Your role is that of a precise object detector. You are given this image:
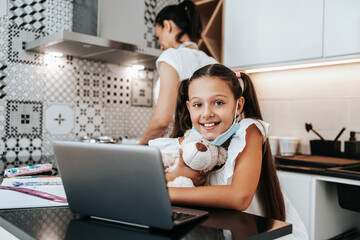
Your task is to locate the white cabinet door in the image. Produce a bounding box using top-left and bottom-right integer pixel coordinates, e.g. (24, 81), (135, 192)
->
(277, 170), (313, 238)
(323, 0), (360, 57)
(223, 0), (323, 69)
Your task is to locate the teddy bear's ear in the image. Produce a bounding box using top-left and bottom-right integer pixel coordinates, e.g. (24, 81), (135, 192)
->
(195, 142), (208, 152)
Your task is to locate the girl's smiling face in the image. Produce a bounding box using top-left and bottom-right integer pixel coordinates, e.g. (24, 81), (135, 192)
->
(186, 76), (243, 141)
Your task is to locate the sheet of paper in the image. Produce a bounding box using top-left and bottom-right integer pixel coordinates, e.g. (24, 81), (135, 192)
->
(0, 226), (19, 240)
(0, 176), (68, 209)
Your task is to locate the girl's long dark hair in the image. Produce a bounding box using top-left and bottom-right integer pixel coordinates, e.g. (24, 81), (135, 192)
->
(155, 0), (202, 43)
(170, 64), (286, 221)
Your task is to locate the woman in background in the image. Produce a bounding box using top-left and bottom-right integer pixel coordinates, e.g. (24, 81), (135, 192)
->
(139, 0), (217, 145)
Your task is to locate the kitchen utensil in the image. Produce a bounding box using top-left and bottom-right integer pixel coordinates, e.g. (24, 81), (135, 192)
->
(305, 123), (325, 141)
(334, 127), (346, 141)
(310, 140), (341, 157)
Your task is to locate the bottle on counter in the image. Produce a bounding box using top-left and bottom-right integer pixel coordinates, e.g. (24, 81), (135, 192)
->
(344, 131), (360, 155)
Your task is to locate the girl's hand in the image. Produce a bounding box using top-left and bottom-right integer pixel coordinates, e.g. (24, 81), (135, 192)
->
(173, 149), (208, 187)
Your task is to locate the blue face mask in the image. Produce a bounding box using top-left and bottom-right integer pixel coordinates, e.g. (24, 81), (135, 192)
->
(191, 103), (240, 146)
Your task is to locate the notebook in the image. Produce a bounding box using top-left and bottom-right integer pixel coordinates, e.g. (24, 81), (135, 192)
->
(52, 141), (208, 230)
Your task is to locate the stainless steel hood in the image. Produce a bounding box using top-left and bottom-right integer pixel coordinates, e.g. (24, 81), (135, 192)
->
(24, 31), (161, 68)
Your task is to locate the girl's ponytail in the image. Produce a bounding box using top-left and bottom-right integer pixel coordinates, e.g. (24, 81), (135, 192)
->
(240, 72), (286, 221)
(170, 80), (191, 138)
(238, 73), (262, 120)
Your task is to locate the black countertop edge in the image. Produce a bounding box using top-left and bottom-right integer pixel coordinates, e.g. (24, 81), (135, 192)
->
(276, 165), (360, 181)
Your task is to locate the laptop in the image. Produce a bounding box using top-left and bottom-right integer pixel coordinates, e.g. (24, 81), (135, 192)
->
(52, 141), (208, 230)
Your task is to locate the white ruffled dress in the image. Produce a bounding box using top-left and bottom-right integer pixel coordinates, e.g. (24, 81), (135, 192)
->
(149, 118), (308, 239)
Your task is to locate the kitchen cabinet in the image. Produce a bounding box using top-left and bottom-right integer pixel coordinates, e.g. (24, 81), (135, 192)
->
(224, 0), (360, 70)
(223, 0), (323, 69)
(277, 171), (313, 237)
(323, 0), (360, 57)
(278, 170), (360, 240)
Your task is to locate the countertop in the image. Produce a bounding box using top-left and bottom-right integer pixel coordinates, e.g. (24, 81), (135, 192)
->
(0, 156), (292, 239)
(0, 207), (292, 240)
(276, 155), (360, 181)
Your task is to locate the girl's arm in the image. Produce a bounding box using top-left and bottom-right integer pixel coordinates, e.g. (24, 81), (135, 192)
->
(139, 62), (179, 145)
(168, 124), (263, 211)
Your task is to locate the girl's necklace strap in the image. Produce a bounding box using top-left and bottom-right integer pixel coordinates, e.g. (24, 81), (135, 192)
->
(178, 41), (198, 49)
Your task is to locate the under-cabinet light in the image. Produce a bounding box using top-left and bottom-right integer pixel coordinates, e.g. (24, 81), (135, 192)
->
(47, 52), (63, 57)
(243, 58), (360, 73)
(132, 65), (145, 70)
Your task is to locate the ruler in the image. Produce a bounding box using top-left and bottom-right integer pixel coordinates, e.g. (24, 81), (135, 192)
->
(0, 186), (67, 203)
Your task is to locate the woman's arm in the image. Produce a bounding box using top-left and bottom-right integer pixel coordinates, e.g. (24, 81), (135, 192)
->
(139, 62), (179, 145)
(168, 124), (263, 211)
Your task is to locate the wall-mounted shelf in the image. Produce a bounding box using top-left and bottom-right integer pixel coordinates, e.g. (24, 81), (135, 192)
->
(194, 0), (223, 63)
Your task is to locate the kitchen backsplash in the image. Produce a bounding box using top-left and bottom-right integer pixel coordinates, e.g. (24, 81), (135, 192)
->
(0, 0), (177, 168)
(251, 62), (360, 154)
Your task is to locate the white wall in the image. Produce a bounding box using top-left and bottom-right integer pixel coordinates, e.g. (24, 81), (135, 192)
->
(249, 62), (360, 154)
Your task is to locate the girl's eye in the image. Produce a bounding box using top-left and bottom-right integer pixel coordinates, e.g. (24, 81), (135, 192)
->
(193, 103), (202, 108)
(214, 101), (224, 106)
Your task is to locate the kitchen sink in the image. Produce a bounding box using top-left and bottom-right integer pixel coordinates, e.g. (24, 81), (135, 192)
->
(327, 164), (360, 178)
(326, 164), (360, 213)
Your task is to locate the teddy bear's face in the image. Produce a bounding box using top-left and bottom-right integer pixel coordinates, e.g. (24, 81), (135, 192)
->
(182, 141), (212, 171)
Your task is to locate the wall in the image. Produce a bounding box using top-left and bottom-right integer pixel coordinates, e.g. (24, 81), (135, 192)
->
(249, 62), (360, 154)
(0, 0), (180, 169)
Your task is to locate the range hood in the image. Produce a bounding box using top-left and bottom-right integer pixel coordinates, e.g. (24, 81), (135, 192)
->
(24, 30), (161, 69)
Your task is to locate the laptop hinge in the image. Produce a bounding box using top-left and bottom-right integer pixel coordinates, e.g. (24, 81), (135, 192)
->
(90, 216), (150, 229)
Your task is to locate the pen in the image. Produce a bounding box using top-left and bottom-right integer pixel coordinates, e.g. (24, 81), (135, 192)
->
(12, 181), (62, 187)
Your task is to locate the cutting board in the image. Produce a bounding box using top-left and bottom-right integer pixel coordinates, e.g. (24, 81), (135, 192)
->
(275, 155), (360, 168)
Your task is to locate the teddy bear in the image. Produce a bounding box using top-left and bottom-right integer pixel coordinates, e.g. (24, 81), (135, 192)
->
(149, 130), (228, 188)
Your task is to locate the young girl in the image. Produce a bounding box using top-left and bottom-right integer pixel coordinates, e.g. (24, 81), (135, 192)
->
(138, 0), (217, 145)
(157, 64), (308, 239)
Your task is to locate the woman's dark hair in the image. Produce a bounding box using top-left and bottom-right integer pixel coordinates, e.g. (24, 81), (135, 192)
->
(155, 0), (202, 43)
(170, 64), (286, 221)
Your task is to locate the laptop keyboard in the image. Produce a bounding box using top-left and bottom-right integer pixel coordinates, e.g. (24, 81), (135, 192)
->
(172, 211), (196, 221)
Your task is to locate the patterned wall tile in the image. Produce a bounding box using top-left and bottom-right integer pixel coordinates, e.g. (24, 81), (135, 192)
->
(45, 103), (75, 135)
(104, 105), (125, 138)
(8, 25), (45, 65)
(42, 57), (77, 103)
(0, 61), (6, 99)
(44, 0), (72, 34)
(0, 137), (4, 157)
(0, 100), (5, 135)
(131, 72), (153, 107)
(5, 100), (43, 138)
(3, 137), (42, 167)
(144, 0), (180, 48)
(125, 106), (154, 138)
(0, 0), (162, 161)
(0, 1), (7, 18)
(42, 102), (76, 156)
(74, 100), (104, 138)
(9, 0), (46, 32)
(0, 16), (9, 61)
(104, 74), (131, 105)
(6, 62), (45, 100)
